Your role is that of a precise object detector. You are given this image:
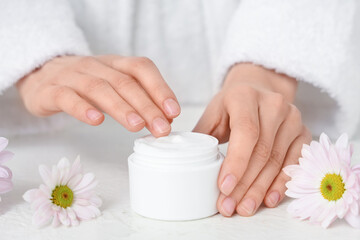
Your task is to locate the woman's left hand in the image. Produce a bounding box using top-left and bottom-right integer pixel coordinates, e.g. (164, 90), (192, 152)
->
(193, 63), (312, 217)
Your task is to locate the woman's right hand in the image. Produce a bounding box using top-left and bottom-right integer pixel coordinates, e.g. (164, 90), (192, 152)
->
(16, 55), (181, 137)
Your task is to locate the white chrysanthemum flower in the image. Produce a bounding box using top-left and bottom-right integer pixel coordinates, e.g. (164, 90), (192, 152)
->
(23, 156), (102, 227)
(284, 133), (360, 229)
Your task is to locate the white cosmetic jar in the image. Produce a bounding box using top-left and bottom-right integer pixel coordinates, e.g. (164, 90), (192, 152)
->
(128, 132), (224, 221)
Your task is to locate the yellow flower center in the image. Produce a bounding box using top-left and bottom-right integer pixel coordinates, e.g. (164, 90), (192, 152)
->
(320, 173), (346, 201)
(51, 185), (74, 208)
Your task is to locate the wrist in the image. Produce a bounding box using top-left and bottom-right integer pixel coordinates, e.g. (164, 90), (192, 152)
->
(223, 63), (298, 102)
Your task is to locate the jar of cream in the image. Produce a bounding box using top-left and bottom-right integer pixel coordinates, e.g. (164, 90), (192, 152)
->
(128, 132), (224, 221)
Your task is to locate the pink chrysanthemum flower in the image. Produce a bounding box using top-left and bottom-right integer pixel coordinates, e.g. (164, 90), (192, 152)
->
(23, 156), (102, 227)
(284, 133), (360, 229)
(0, 137), (14, 201)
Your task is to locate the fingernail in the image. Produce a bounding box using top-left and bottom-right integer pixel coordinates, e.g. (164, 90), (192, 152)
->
(86, 109), (102, 121)
(163, 98), (180, 117)
(152, 117), (171, 134)
(127, 112), (144, 126)
(239, 199), (256, 216)
(222, 197), (236, 217)
(267, 191), (280, 206)
(220, 174), (237, 196)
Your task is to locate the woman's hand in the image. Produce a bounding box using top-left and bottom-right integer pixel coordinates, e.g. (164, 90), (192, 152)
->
(194, 63), (312, 217)
(16, 55), (180, 137)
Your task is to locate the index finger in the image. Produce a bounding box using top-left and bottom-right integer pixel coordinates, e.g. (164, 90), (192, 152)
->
(97, 55), (181, 119)
(219, 91), (259, 196)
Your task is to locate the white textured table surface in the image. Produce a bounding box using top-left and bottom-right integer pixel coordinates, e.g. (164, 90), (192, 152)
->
(1, 106), (360, 240)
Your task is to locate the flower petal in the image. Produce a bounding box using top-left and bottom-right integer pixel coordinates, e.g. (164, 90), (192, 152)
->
(328, 146), (342, 171)
(31, 195), (50, 211)
(310, 141), (332, 173)
(343, 191), (354, 205)
(89, 195), (102, 207)
(57, 157), (70, 170)
(74, 194), (102, 208)
(59, 208), (71, 226)
(283, 165), (302, 177)
(23, 189), (40, 203)
(0, 137), (8, 152)
(353, 164), (360, 175)
(0, 165), (12, 179)
(289, 174), (319, 189)
(344, 211), (360, 229)
(0, 151), (14, 164)
(51, 213), (61, 228)
(298, 157), (322, 177)
(335, 133), (348, 150)
(66, 207), (77, 220)
(350, 201), (359, 215)
(348, 188), (360, 200)
(0, 178), (13, 194)
(70, 156), (82, 177)
(335, 198), (348, 218)
(39, 165), (54, 189)
(285, 181), (319, 195)
(345, 172), (356, 189)
(32, 202), (53, 228)
(73, 173), (97, 193)
(287, 193), (322, 219)
(72, 204), (100, 220)
(51, 165), (60, 186)
(315, 200), (333, 224)
(39, 184), (52, 196)
(74, 198), (90, 206)
(321, 211), (337, 228)
(57, 158), (71, 185)
(319, 133), (331, 151)
(67, 174), (83, 189)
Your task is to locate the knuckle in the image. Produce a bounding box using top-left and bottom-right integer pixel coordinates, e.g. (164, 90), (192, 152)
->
(236, 117), (259, 141)
(253, 140), (272, 163)
(288, 104), (302, 123)
(113, 76), (137, 91)
(132, 57), (154, 69)
(137, 56), (154, 65)
(70, 101), (84, 114)
(36, 105), (50, 116)
(269, 93), (286, 111)
(54, 87), (68, 103)
(227, 85), (255, 101)
(237, 84), (256, 95)
(249, 183), (266, 197)
(268, 149), (284, 169)
(223, 90), (235, 105)
(110, 100), (128, 114)
(140, 103), (159, 117)
(78, 56), (96, 69)
(85, 78), (108, 93)
(235, 181), (249, 196)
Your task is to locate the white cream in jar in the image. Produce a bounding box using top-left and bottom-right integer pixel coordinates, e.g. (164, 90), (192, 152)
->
(128, 132), (224, 221)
